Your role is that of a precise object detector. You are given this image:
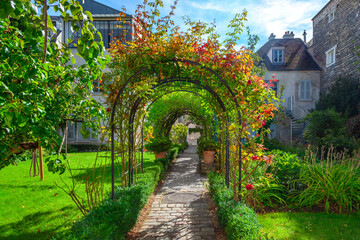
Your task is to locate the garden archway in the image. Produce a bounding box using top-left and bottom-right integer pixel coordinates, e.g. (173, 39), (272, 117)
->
(110, 59), (242, 200)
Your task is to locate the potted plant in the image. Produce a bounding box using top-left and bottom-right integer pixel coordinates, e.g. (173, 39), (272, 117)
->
(198, 139), (218, 164)
(144, 137), (172, 159)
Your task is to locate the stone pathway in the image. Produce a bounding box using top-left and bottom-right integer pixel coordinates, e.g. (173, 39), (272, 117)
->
(137, 146), (216, 240)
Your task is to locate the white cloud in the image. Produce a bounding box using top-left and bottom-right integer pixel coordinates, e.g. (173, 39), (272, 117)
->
(246, 0), (327, 41)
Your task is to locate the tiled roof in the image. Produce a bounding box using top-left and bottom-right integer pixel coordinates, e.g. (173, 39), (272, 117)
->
(79, 0), (132, 18)
(257, 38), (321, 71)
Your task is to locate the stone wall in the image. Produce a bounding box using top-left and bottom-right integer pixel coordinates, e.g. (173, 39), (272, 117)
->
(312, 0), (360, 91)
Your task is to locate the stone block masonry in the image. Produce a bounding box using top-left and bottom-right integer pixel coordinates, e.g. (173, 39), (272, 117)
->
(312, 0), (360, 91)
(136, 146), (216, 239)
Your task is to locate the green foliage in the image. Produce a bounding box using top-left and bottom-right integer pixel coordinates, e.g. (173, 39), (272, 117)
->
(263, 138), (306, 158)
(304, 108), (359, 153)
(208, 172), (260, 240)
(198, 138), (218, 151)
(60, 153), (164, 240)
(144, 137), (172, 153)
(170, 123), (188, 144)
(269, 150), (303, 196)
(0, 0), (108, 169)
(70, 183), (151, 239)
(146, 92), (214, 139)
(346, 114), (360, 140)
(316, 77), (360, 118)
(188, 127), (202, 135)
(298, 156), (360, 213)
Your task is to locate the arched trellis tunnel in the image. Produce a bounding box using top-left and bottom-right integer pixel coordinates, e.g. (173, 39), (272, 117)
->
(110, 59), (242, 201)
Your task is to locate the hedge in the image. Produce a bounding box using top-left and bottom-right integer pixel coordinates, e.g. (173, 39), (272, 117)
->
(208, 172), (260, 240)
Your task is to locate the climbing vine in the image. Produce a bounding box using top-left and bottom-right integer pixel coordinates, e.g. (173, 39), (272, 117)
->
(104, 0), (279, 200)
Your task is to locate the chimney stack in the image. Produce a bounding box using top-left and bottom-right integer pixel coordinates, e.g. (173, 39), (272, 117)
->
(283, 31), (295, 39)
(268, 33), (276, 40)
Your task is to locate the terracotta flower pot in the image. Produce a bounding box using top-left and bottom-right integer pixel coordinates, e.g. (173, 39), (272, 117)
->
(154, 151), (167, 159)
(203, 150), (216, 164)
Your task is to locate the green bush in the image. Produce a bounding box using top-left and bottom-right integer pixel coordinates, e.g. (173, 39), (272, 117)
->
(304, 108), (359, 153)
(269, 150), (303, 196)
(144, 137), (172, 153)
(170, 123), (188, 144)
(346, 114), (360, 140)
(208, 172), (260, 240)
(63, 159), (165, 240)
(298, 156), (360, 213)
(316, 77), (360, 118)
(71, 184), (150, 239)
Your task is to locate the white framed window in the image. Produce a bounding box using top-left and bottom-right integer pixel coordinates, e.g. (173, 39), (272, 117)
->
(325, 46), (336, 67)
(328, 10), (335, 23)
(272, 49), (284, 64)
(300, 80), (311, 100)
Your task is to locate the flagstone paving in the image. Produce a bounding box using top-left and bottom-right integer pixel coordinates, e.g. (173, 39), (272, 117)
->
(137, 146), (216, 240)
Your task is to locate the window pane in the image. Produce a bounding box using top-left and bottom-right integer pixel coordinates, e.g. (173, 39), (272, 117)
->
(273, 50), (278, 62)
(279, 50), (283, 62)
(306, 81), (311, 99)
(67, 123), (75, 140)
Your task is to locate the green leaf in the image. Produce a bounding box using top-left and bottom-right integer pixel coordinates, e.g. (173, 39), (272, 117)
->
(80, 124), (90, 139)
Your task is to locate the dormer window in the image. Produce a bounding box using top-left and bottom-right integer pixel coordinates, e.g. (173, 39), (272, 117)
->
(328, 10), (335, 23)
(272, 49), (284, 64)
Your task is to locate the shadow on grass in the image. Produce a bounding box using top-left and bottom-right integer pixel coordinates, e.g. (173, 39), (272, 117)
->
(70, 156), (156, 184)
(0, 184), (54, 191)
(0, 206), (75, 240)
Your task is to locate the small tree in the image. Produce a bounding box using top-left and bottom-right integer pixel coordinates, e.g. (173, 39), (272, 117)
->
(0, 0), (108, 169)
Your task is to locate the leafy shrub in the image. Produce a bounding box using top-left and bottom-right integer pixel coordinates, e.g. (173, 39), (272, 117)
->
(269, 150), (303, 196)
(71, 184), (150, 239)
(304, 108), (359, 153)
(170, 123), (188, 144)
(298, 151), (360, 213)
(263, 138), (306, 158)
(208, 172), (260, 240)
(316, 77), (360, 118)
(198, 138), (218, 151)
(346, 114), (360, 139)
(144, 137), (172, 153)
(63, 159), (165, 239)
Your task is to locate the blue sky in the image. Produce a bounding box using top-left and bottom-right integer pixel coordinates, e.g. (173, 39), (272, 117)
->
(81, 0), (329, 49)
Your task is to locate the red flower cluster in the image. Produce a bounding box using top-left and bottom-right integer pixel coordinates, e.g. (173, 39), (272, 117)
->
(106, 107), (111, 112)
(246, 184), (253, 190)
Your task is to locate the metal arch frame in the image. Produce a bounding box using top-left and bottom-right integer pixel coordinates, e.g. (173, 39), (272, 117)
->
(111, 59), (242, 201)
(137, 89), (225, 177)
(126, 76), (229, 188)
(159, 108), (210, 137)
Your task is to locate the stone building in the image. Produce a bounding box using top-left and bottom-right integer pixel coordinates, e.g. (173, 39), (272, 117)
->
(257, 32), (321, 142)
(309, 0), (360, 91)
(56, 0), (133, 145)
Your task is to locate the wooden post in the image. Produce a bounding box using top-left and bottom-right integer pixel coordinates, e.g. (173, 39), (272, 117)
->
(65, 121), (68, 156)
(39, 146), (44, 180)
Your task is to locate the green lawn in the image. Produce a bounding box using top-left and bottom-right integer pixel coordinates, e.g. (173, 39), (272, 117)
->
(0, 152), (155, 240)
(259, 212), (360, 240)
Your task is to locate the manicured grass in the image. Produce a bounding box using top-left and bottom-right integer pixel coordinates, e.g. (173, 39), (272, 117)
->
(0, 152), (155, 240)
(259, 212), (360, 240)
